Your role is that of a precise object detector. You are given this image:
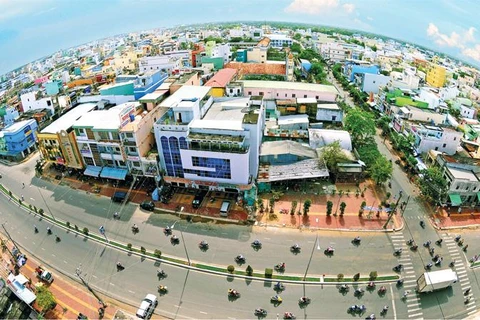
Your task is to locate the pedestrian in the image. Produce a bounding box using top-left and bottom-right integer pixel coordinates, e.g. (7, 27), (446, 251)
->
(21, 195), (24, 201)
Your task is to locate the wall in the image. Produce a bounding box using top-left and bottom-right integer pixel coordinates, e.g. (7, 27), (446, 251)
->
(316, 108), (343, 122)
(243, 87), (337, 102)
(416, 130), (462, 155)
(78, 94), (134, 105)
(362, 73), (390, 94)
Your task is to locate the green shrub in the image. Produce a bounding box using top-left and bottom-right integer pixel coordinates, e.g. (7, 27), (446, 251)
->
(74, 225), (79, 231)
(29, 204), (32, 210)
(265, 268), (273, 278)
(246, 265), (253, 276)
(337, 273), (344, 281)
(227, 265), (235, 274)
(82, 227), (89, 235)
(8, 191), (12, 197)
(140, 246), (146, 254)
(34, 206), (37, 212)
(369, 271), (378, 280)
(154, 250), (162, 258)
(127, 243), (132, 250)
(39, 209), (44, 216)
(66, 222), (70, 228)
(353, 273), (360, 281)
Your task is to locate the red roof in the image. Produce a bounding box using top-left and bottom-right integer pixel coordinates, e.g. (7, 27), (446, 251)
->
(204, 68), (238, 88)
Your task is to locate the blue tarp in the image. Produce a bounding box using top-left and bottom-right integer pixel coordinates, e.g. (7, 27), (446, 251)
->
(84, 165), (102, 177)
(100, 167), (128, 180)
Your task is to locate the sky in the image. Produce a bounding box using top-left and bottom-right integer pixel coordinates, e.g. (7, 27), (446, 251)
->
(0, 0), (479, 75)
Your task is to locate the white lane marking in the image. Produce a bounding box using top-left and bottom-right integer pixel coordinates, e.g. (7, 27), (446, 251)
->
(41, 247), (45, 251)
(467, 305), (476, 310)
(468, 310), (477, 316)
(199, 311), (208, 315)
(109, 282), (115, 286)
(407, 303), (420, 308)
(92, 275), (97, 278)
(63, 260), (68, 264)
(264, 237), (271, 240)
(128, 290), (135, 294)
(409, 307), (421, 312)
(409, 313), (423, 318)
(52, 254), (56, 257)
(390, 284), (397, 320)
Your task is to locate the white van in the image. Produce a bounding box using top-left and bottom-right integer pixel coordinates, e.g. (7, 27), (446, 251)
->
(220, 201), (231, 217)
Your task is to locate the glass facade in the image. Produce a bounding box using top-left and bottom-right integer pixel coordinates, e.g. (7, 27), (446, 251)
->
(161, 136), (184, 178)
(185, 156), (231, 179)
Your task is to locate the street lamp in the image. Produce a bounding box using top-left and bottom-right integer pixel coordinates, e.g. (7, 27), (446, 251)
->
(75, 264), (107, 309)
(170, 217), (190, 266)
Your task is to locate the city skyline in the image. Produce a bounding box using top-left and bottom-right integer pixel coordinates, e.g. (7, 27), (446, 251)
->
(0, 0), (479, 75)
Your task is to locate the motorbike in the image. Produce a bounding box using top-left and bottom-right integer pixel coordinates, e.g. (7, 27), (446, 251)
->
(298, 297), (311, 305)
(429, 248), (435, 255)
(283, 312), (296, 320)
(340, 284), (349, 292)
(55, 236), (61, 242)
(131, 225), (139, 233)
(378, 286), (387, 294)
(47, 228), (52, 235)
(397, 279), (404, 286)
(348, 305), (360, 313)
(116, 262), (124, 271)
(290, 244), (301, 252)
(423, 241), (431, 247)
(435, 257), (443, 265)
(271, 295), (282, 303)
(324, 247), (335, 255)
(274, 282), (285, 291)
(163, 227), (172, 235)
(354, 288), (365, 296)
(449, 261), (455, 267)
(425, 263), (433, 270)
(393, 264), (403, 272)
(170, 235), (179, 244)
(34, 226), (38, 233)
(254, 308), (267, 317)
(367, 281), (375, 289)
(274, 263), (286, 272)
(411, 245), (418, 251)
(157, 269), (166, 278)
(352, 237), (361, 244)
(455, 235), (462, 242)
(235, 255), (246, 263)
(199, 241), (209, 249)
(393, 248), (402, 256)
(420, 221), (425, 228)
(251, 240), (262, 248)
(228, 289), (240, 298)
(406, 239), (414, 245)
(158, 285), (168, 293)
(436, 239), (443, 245)
(381, 306), (389, 315)
(365, 314), (376, 320)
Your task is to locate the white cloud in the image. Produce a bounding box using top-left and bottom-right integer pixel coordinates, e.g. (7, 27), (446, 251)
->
(366, 16), (374, 21)
(0, 0), (55, 21)
(285, 0), (355, 15)
(342, 3), (355, 13)
(426, 22), (476, 49)
(462, 45), (480, 62)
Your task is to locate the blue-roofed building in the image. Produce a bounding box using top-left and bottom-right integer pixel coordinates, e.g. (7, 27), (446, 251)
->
(115, 70), (168, 100)
(343, 62), (380, 82)
(0, 119), (38, 161)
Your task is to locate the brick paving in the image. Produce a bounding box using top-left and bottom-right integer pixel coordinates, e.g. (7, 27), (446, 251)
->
(432, 207), (480, 229)
(257, 181), (402, 231)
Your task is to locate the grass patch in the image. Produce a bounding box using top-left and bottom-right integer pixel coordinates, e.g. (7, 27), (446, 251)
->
(196, 264), (226, 273)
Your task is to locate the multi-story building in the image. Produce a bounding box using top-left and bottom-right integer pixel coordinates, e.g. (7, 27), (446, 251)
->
(265, 34), (292, 48)
(361, 73), (391, 94)
(115, 70), (168, 100)
(426, 64), (446, 88)
(410, 124), (462, 155)
(37, 103), (97, 168)
(20, 91), (55, 114)
(343, 62), (380, 82)
(0, 105), (20, 127)
(153, 86), (263, 204)
(138, 56), (175, 73)
(72, 102), (138, 179)
(204, 68), (238, 97)
(211, 44), (232, 64)
(0, 119), (38, 161)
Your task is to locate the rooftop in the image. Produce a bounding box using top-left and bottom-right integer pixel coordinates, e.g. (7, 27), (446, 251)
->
(258, 159), (329, 182)
(240, 80), (338, 94)
(41, 103), (97, 134)
(139, 90), (168, 102)
(447, 167), (479, 182)
(260, 140), (316, 158)
(277, 114), (309, 126)
(317, 103), (340, 110)
(2, 119), (35, 133)
(73, 102), (139, 130)
(204, 68), (237, 88)
(160, 85), (211, 109)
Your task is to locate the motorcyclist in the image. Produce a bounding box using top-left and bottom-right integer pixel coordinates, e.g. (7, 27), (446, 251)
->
(424, 240), (431, 247)
(253, 239), (261, 246)
(47, 227), (52, 234)
(411, 244), (418, 250)
(406, 239), (414, 245)
(157, 269), (165, 276)
(425, 263), (433, 269)
(164, 226), (171, 233)
(236, 254), (245, 261)
(420, 220), (425, 227)
(55, 235), (60, 242)
(132, 223), (138, 230)
(300, 296), (309, 303)
(354, 236), (361, 242)
(113, 212), (119, 219)
(292, 243), (300, 250)
(275, 281), (284, 289)
(397, 279), (404, 285)
(200, 240), (208, 246)
(171, 235), (178, 241)
(34, 225), (38, 233)
(455, 235), (461, 242)
(116, 262), (123, 269)
(436, 239), (443, 245)
(378, 286), (386, 293)
(450, 260), (455, 267)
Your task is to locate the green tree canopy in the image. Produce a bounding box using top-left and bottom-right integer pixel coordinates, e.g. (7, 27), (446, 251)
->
(290, 43), (302, 53)
(293, 33), (302, 41)
(36, 286), (57, 314)
(321, 141), (349, 173)
(344, 108), (376, 146)
(419, 167), (448, 205)
(370, 155), (393, 185)
(376, 115), (391, 135)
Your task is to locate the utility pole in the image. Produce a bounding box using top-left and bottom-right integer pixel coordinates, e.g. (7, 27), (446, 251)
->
(303, 234), (318, 281)
(75, 264), (107, 309)
(1, 223), (22, 257)
(383, 191), (403, 229)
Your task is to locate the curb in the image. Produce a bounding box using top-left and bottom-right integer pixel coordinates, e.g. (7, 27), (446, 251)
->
(0, 183), (400, 285)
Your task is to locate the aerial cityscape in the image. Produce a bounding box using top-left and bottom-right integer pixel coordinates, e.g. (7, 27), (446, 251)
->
(0, 0), (479, 319)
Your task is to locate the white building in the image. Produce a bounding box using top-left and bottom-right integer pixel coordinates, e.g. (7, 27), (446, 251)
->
(211, 44), (232, 64)
(361, 73), (391, 94)
(20, 91), (55, 114)
(390, 67), (420, 90)
(265, 34), (292, 48)
(138, 56), (175, 73)
(410, 124), (462, 155)
(153, 86), (263, 194)
(315, 103), (344, 122)
(308, 129), (352, 151)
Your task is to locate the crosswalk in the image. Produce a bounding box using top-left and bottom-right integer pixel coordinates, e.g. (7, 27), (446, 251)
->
(442, 233), (477, 317)
(391, 232), (424, 320)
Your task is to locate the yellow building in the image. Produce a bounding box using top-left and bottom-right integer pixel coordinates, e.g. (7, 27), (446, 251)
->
(37, 103), (97, 169)
(204, 68), (238, 97)
(426, 64), (446, 88)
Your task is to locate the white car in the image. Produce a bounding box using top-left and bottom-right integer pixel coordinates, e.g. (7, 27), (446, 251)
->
(136, 294), (157, 319)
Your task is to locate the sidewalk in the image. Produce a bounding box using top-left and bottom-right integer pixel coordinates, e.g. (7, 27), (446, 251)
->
(257, 181), (403, 231)
(0, 240), (137, 319)
(432, 207), (480, 229)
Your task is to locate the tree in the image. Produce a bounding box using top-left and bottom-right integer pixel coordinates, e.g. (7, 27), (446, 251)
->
(290, 42), (301, 53)
(370, 155), (393, 185)
(376, 115), (391, 135)
(344, 108), (376, 146)
(36, 286), (57, 314)
(356, 138), (381, 168)
(291, 200), (298, 215)
(339, 202), (347, 216)
(321, 141), (349, 174)
(326, 201), (333, 216)
(293, 33), (302, 41)
(371, 45), (378, 52)
(419, 167), (448, 205)
(246, 265), (253, 276)
(303, 199), (312, 215)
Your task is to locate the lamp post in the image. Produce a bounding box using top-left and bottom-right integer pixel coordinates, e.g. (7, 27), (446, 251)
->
(303, 234), (318, 281)
(171, 214), (190, 266)
(75, 264), (107, 308)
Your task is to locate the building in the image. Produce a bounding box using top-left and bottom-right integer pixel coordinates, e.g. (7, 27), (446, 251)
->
(153, 86), (263, 204)
(238, 80), (338, 101)
(315, 103), (344, 122)
(426, 64), (446, 88)
(0, 119), (38, 161)
(115, 70), (168, 100)
(37, 103), (97, 168)
(390, 67), (420, 90)
(343, 62), (380, 82)
(138, 56), (175, 73)
(204, 68), (238, 97)
(211, 44), (232, 64)
(361, 73), (391, 94)
(265, 34), (292, 48)
(308, 129), (352, 151)
(20, 91), (55, 114)
(72, 102), (139, 180)
(0, 105), (19, 127)
(410, 124), (462, 155)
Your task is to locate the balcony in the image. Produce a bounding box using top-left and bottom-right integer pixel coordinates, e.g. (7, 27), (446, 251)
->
(265, 128), (309, 139)
(188, 141), (249, 154)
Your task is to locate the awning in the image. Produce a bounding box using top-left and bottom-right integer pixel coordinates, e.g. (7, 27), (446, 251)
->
(84, 165), (102, 177)
(100, 167), (128, 180)
(449, 194), (462, 206)
(476, 192), (480, 202)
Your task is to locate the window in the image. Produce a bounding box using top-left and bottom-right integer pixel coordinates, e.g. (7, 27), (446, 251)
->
(46, 100), (52, 106)
(285, 94), (287, 97)
(454, 137), (457, 141)
(132, 161), (141, 167)
(304, 95), (307, 98)
(316, 96), (319, 99)
(442, 143), (446, 148)
(248, 91), (252, 95)
(259, 92), (264, 96)
(435, 147), (438, 151)
(456, 185), (459, 190)
(292, 94), (296, 98)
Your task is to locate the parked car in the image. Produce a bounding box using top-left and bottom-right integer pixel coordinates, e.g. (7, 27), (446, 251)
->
(140, 200), (155, 211)
(192, 190), (207, 209)
(136, 294), (157, 319)
(111, 191), (128, 203)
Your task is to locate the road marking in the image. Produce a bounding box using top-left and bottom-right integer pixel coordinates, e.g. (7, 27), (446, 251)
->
(459, 274), (468, 279)
(404, 284), (417, 289)
(264, 237), (270, 240)
(174, 305), (180, 308)
(32, 242), (35, 245)
(52, 254), (56, 257)
(109, 282), (115, 286)
(404, 279), (417, 283)
(457, 270), (467, 275)
(199, 311), (208, 315)
(405, 271), (416, 275)
(409, 307), (421, 312)
(92, 275), (97, 278)
(468, 310), (477, 315)
(128, 290), (135, 294)
(407, 303), (420, 308)
(63, 260), (67, 264)
(408, 312), (423, 318)
(24, 236), (27, 239)
(467, 304), (476, 310)
(41, 247), (45, 251)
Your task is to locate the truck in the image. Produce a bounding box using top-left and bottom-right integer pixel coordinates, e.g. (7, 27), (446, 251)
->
(35, 266), (54, 284)
(416, 269), (457, 293)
